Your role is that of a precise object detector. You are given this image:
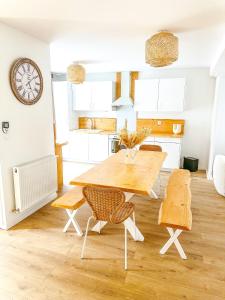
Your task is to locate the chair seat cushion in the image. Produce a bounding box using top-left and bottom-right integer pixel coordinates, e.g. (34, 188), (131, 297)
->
(110, 202), (134, 224)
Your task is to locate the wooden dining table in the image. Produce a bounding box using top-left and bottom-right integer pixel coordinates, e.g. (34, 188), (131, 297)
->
(70, 149), (167, 241)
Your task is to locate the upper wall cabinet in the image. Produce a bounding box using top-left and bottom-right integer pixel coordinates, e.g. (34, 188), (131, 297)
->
(134, 78), (185, 112)
(72, 82), (92, 111)
(72, 81), (115, 111)
(158, 78), (185, 112)
(134, 79), (159, 112)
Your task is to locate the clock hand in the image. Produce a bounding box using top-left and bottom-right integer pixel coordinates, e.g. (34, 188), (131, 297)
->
(26, 77), (35, 86)
(28, 82), (32, 90)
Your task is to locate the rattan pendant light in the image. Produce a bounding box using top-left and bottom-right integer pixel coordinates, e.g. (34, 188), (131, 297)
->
(145, 31), (178, 67)
(67, 62), (86, 84)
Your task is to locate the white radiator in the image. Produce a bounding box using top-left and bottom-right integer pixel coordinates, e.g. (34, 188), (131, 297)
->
(13, 155), (57, 212)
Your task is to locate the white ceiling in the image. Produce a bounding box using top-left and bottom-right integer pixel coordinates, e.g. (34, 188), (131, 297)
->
(0, 0), (225, 72)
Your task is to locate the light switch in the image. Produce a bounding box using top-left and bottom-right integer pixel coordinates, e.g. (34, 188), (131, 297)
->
(2, 121), (9, 134)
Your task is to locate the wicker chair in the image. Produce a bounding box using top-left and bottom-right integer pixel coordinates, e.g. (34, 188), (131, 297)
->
(139, 144), (162, 198)
(81, 186), (135, 270)
(139, 144), (162, 152)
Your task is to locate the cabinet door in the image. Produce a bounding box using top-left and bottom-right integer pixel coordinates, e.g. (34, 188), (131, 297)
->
(155, 142), (181, 169)
(72, 82), (92, 111)
(91, 81), (113, 111)
(89, 134), (109, 162)
(134, 79), (159, 111)
(158, 78), (185, 112)
(68, 133), (89, 161)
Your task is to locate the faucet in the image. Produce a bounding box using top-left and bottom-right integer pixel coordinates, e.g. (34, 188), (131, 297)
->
(87, 118), (94, 129)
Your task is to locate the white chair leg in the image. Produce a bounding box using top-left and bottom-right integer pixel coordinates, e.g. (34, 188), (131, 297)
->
(124, 226), (128, 270)
(81, 216), (94, 259)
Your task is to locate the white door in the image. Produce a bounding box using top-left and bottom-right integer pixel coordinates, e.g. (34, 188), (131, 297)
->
(155, 142), (181, 169)
(72, 82), (92, 111)
(89, 134), (109, 162)
(134, 79), (159, 111)
(91, 81), (113, 111)
(158, 78), (185, 112)
(68, 133), (89, 161)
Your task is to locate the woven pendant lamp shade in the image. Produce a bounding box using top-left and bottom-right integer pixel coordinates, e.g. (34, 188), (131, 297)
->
(67, 63), (85, 84)
(145, 32), (178, 67)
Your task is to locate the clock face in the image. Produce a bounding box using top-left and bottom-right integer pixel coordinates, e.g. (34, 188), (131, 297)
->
(10, 58), (43, 105)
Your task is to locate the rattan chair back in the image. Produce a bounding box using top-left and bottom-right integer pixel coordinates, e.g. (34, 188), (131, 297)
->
(140, 144), (162, 152)
(83, 186), (125, 221)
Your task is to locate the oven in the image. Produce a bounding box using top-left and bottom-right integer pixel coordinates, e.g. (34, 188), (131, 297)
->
(108, 134), (120, 156)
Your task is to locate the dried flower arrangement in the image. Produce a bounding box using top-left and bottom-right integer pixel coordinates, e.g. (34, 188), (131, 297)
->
(119, 128), (151, 149)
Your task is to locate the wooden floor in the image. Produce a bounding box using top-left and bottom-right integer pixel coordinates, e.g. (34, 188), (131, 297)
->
(1, 172), (225, 300)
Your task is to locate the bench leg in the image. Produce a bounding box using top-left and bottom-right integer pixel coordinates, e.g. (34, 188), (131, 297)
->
(63, 209), (83, 236)
(160, 227), (187, 259)
(151, 189), (158, 199)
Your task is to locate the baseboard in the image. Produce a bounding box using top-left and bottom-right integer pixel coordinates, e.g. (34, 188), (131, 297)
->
(2, 192), (57, 230)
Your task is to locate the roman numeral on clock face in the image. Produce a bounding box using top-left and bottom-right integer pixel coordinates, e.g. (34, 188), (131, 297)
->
(22, 64), (26, 73)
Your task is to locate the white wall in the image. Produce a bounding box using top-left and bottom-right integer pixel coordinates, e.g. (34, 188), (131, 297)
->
(138, 68), (215, 170)
(0, 23), (55, 229)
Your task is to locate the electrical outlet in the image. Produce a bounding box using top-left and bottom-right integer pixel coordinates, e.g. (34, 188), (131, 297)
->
(157, 120), (162, 126)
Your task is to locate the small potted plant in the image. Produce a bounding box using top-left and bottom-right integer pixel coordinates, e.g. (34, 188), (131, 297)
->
(119, 128), (150, 164)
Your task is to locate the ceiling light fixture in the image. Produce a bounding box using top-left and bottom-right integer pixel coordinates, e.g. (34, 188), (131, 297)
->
(145, 31), (178, 67)
(67, 62), (86, 84)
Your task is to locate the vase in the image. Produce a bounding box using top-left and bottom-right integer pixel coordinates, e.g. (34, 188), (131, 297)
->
(124, 148), (137, 164)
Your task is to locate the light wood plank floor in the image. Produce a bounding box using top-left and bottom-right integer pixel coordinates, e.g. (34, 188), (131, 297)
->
(1, 172), (225, 300)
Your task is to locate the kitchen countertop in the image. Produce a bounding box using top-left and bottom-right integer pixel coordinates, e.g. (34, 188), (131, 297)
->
(147, 133), (184, 138)
(71, 129), (184, 138)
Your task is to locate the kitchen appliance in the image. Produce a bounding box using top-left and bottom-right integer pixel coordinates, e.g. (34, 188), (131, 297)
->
(112, 72), (133, 107)
(173, 124), (182, 135)
(108, 134), (120, 155)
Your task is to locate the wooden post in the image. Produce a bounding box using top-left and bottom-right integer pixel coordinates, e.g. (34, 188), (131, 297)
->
(55, 142), (68, 192)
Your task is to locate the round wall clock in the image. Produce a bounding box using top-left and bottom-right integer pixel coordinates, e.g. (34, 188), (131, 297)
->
(10, 58), (43, 105)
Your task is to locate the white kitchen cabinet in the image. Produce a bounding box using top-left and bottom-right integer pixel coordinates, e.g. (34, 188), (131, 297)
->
(89, 134), (109, 162)
(140, 136), (182, 169)
(134, 78), (185, 112)
(155, 141), (181, 169)
(72, 81), (114, 111)
(72, 83), (92, 111)
(158, 78), (185, 112)
(66, 133), (89, 161)
(91, 81), (114, 111)
(134, 79), (159, 112)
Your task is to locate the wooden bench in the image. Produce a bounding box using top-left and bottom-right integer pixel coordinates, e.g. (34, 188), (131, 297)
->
(158, 169), (192, 259)
(51, 187), (85, 236)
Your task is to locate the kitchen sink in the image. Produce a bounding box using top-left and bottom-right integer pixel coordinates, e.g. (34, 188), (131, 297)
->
(75, 129), (102, 134)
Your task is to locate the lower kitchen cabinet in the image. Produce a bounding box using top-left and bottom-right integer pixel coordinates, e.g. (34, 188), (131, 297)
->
(142, 137), (182, 169)
(63, 133), (109, 163)
(63, 133), (89, 162)
(64, 133), (182, 169)
(155, 141), (181, 169)
(89, 134), (109, 162)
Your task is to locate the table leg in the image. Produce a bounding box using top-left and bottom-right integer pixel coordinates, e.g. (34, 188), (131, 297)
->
(123, 217), (144, 241)
(91, 221), (107, 233)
